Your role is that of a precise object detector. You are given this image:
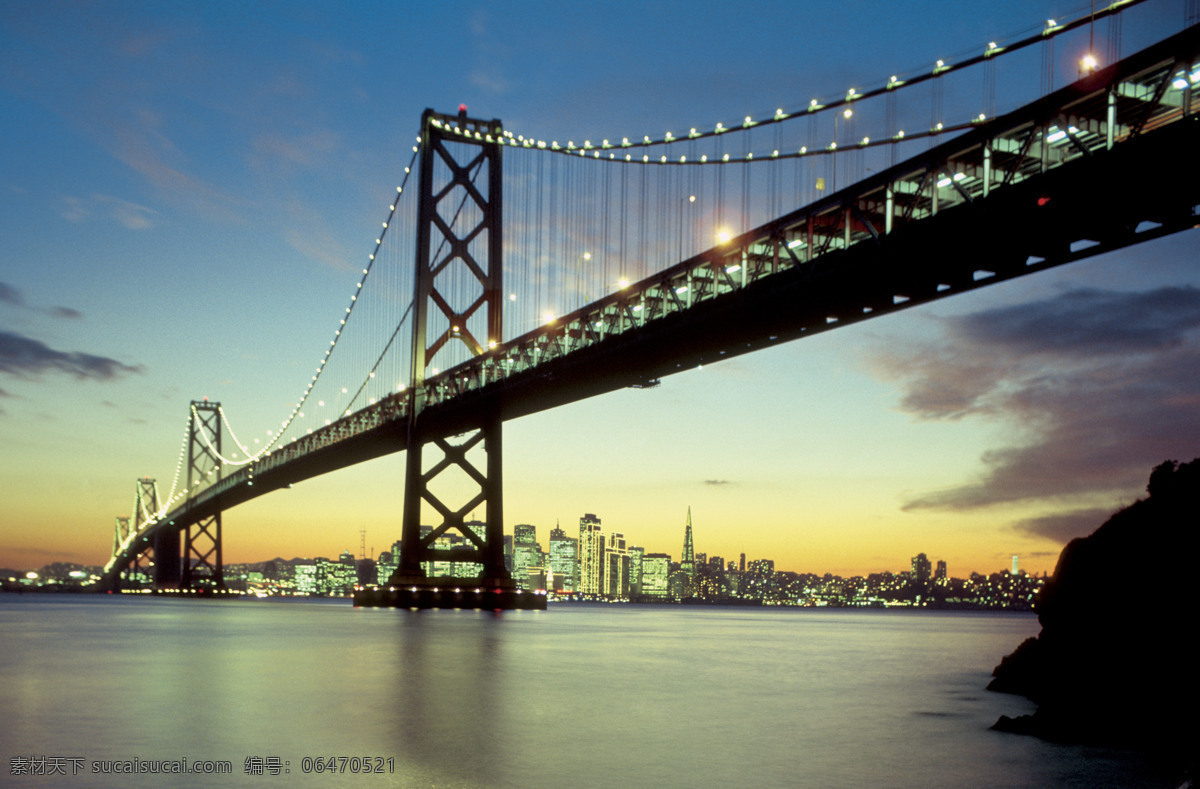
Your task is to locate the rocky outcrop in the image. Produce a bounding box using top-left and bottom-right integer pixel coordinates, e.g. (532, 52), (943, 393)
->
(988, 459), (1197, 770)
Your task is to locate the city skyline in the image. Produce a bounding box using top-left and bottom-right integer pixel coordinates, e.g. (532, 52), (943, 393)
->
(3, 1), (1198, 578)
(3, 505), (1046, 587)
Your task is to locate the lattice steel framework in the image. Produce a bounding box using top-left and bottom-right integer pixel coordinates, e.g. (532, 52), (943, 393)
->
(112, 515), (130, 558)
(183, 400), (224, 588)
(127, 478), (159, 587)
(396, 108), (508, 585)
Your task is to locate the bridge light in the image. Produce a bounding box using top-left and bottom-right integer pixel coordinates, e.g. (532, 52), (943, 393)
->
(716, 229), (733, 244)
(1080, 53), (1099, 74)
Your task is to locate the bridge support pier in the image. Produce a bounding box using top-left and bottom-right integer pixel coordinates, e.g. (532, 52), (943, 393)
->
(355, 107), (542, 611)
(181, 400), (225, 590)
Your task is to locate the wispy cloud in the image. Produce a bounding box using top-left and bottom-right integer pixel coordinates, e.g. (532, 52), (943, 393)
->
(704, 479), (734, 486)
(0, 282), (25, 307)
(252, 129), (341, 168)
(60, 193), (157, 229)
(1, 282), (86, 320)
(871, 286), (1200, 514)
(0, 330), (144, 380)
(95, 194), (157, 229)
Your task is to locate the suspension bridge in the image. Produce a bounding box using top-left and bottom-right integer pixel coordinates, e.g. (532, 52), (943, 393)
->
(100, 5), (1200, 608)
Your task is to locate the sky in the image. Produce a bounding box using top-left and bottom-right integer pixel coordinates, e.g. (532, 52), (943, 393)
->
(1, 0), (1197, 578)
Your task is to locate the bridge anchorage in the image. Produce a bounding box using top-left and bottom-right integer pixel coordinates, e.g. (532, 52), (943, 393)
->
(355, 108), (544, 610)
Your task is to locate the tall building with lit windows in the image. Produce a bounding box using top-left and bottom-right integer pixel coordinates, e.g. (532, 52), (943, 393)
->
(605, 532), (629, 598)
(641, 553), (670, 600)
(549, 526), (578, 593)
(628, 546), (645, 597)
(513, 523), (540, 589)
(579, 514), (604, 596)
(911, 552), (932, 583)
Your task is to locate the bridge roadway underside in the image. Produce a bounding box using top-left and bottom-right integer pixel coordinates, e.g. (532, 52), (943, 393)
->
(427, 115), (1199, 437)
(117, 114), (1197, 572)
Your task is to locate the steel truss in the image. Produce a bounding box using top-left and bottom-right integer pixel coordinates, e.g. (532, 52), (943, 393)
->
(123, 478), (160, 588)
(393, 108), (510, 591)
(183, 400), (224, 589)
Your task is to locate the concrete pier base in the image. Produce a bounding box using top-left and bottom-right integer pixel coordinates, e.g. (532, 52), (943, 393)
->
(353, 577), (547, 610)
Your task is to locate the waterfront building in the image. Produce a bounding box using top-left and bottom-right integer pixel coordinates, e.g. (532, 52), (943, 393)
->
(911, 553), (932, 583)
(295, 561), (320, 595)
(579, 514), (604, 596)
(376, 549), (397, 585)
(321, 558), (356, 596)
(549, 526), (579, 593)
(628, 546), (644, 598)
(605, 532), (629, 598)
(513, 524), (541, 590)
(641, 553), (670, 600)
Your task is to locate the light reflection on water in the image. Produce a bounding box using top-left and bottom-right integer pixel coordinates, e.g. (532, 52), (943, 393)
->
(0, 596), (1171, 788)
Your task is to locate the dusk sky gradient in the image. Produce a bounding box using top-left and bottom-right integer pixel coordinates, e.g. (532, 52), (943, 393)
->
(2, 0), (1197, 577)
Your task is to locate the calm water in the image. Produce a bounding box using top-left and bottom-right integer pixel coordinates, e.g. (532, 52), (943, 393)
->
(0, 595), (1172, 788)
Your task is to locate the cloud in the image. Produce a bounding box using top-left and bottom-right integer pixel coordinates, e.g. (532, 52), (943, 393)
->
(94, 194), (156, 229)
(872, 286), (1200, 512)
(252, 129), (340, 168)
(0, 282), (25, 307)
(704, 479), (734, 486)
(0, 330), (144, 380)
(60, 195), (90, 222)
(1013, 507), (1120, 544)
(60, 194), (156, 229)
(1, 282), (85, 319)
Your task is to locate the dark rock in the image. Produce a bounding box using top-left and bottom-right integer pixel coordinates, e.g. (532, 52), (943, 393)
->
(988, 459), (1198, 772)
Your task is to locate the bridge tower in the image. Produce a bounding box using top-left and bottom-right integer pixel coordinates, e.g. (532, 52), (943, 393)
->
(373, 107), (540, 610)
(111, 515), (130, 559)
(125, 477), (161, 588)
(181, 399), (224, 590)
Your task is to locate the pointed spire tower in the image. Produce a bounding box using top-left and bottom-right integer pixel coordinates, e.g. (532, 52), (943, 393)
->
(683, 506), (694, 564)
(681, 506), (696, 598)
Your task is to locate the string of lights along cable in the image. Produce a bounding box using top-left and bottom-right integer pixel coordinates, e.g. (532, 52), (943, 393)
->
(125, 0), (1193, 536)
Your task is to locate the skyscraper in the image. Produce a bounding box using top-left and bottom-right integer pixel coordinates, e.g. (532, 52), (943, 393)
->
(911, 552), (932, 583)
(605, 532), (629, 598)
(681, 507), (696, 596)
(641, 553), (670, 599)
(579, 513), (604, 596)
(628, 546), (644, 598)
(513, 523), (540, 589)
(549, 525), (578, 593)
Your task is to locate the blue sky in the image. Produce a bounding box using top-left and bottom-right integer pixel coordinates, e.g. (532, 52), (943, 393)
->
(1, 0), (1197, 575)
